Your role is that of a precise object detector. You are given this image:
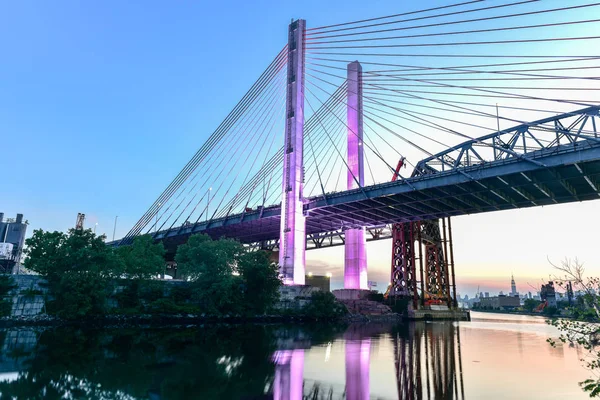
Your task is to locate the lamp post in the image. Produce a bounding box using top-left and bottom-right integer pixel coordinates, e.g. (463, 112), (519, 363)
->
(207, 187), (212, 222)
(112, 216), (118, 241)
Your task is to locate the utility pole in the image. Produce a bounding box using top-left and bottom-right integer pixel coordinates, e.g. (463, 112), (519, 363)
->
(112, 216), (118, 241)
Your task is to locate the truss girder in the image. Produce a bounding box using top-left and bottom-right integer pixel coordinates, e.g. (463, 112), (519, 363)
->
(113, 107), (600, 253)
(413, 106), (600, 176)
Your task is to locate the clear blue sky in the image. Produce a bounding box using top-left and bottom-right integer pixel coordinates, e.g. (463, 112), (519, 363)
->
(2, 1), (600, 295)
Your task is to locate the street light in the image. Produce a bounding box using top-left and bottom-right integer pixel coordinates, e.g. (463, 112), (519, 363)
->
(112, 216), (118, 241)
(206, 187), (212, 222)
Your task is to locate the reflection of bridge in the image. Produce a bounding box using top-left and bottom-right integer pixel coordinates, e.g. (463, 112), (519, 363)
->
(271, 323), (464, 400)
(113, 5), (600, 304)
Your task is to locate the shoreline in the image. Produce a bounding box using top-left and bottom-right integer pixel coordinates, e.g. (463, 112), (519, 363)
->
(0, 312), (402, 328)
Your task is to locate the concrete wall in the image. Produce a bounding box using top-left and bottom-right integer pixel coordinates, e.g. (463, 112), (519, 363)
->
(7, 275), (47, 317)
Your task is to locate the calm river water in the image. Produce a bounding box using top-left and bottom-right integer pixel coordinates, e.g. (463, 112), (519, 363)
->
(0, 311), (591, 399)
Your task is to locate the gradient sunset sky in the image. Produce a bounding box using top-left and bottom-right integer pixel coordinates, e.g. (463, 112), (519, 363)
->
(2, 0), (599, 297)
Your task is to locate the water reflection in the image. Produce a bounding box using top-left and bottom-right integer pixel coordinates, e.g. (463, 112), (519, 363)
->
(0, 318), (586, 399)
(394, 324), (465, 400)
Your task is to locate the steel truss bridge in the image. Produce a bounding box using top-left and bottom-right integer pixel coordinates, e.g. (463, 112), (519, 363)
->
(150, 106), (600, 249)
(113, 1), (600, 305)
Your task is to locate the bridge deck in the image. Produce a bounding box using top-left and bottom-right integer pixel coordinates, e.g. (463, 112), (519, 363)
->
(154, 138), (600, 250)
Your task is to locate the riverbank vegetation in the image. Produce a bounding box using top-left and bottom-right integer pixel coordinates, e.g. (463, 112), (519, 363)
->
(545, 258), (600, 397)
(22, 228), (343, 321)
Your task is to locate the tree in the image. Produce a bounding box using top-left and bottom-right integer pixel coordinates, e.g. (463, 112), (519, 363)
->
(175, 234), (243, 281)
(547, 258), (600, 397)
(24, 229), (121, 281)
(238, 250), (281, 314)
(175, 234), (245, 314)
(302, 292), (347, 319)
(116, 235), (166, 280)
(523, 298), (540, 312)
(24, 228), (121, 318)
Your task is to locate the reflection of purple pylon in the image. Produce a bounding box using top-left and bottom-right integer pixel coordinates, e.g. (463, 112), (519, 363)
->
(273, 349), (305, 400)
(345, 339), (370, 400)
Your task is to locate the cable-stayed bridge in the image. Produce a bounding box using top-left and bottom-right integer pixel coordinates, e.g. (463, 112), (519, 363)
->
(114, 1), (600, 307)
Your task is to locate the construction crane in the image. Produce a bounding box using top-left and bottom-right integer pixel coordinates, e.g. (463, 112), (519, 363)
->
(391, 156), (406, 181)
(75, 213), (85, 231)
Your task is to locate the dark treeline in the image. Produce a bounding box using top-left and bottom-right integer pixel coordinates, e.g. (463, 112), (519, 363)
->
(22, 229), (345, 320)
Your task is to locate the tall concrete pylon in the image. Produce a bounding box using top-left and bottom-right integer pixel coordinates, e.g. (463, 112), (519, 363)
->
(344, 61), (368, 289)
(279, 19), (307, 285)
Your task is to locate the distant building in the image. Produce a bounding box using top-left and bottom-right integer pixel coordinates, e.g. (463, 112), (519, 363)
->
(479, 294), (521, 310)
(305, 274), (331, 292)
(540, 281), (557, 307)
(510, 274), (519, 297)
(0, 213), (27, 273)
(484, 292), (489, 298)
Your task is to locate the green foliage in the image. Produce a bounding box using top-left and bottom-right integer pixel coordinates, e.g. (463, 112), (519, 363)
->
(22, 229), (283, 319)
(114, 280), (142, 310)
(523, 298), (541, 312)
(24, 228), (121, 281)
(169, 284), (193, 304)
(175, 234), (281, 315)
(543, 306), (559, 317)
(175, 234), (244, 280)
(46, 272), (110, 319)
(24, 228), (121, 318)
(367, 291), (384, 303)
(116, 235), (166, 279)
(237, 251), (281, 314)
(302, 292), (347, 319)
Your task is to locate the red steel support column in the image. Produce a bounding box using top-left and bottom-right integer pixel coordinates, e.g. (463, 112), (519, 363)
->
(448, 217), (458, 308)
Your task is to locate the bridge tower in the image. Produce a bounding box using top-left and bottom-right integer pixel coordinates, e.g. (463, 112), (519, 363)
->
(344, 61), (368, 289)
(279, 19), (307, 285)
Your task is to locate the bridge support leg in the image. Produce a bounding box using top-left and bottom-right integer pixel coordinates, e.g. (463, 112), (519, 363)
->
(390, 222), (418, 308)
(344, 61), (368, 289)
(279, 19), (306, 285)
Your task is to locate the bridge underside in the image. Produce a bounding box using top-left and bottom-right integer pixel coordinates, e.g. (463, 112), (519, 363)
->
(157, 139), (600, 253)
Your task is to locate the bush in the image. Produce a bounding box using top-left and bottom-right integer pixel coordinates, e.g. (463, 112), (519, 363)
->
(48, 272), (109, 319)
(146, 298), (200, 315)
(302, 292), (347, 319)
(367, 292), (384, 303)
(169, 284), (193, 304)
(114, 280), (142, 310)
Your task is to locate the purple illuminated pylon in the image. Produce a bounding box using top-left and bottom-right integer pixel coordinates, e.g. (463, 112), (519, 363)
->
(345, 339), (371, 400)
(273, 349), (305, 400)
(344, 61), (368, 290)
(279, 20), (307, 285)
